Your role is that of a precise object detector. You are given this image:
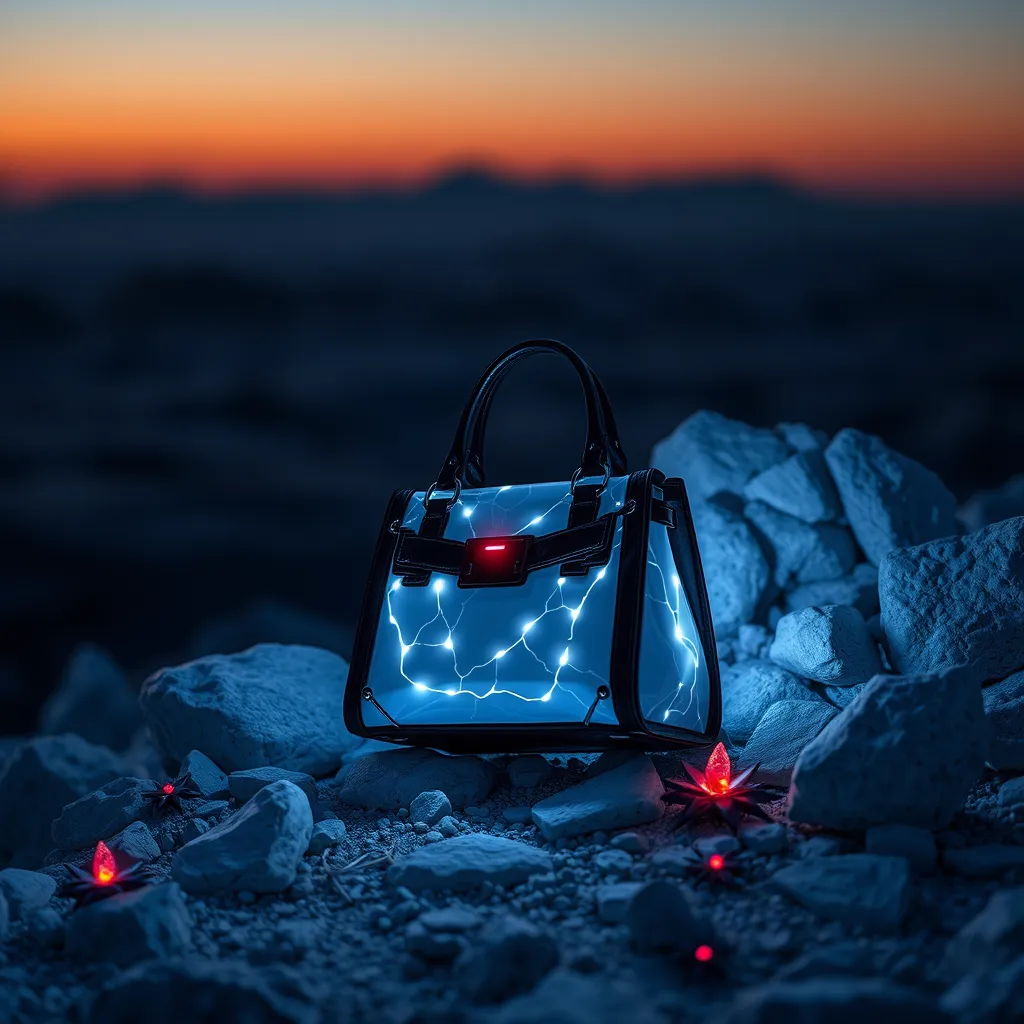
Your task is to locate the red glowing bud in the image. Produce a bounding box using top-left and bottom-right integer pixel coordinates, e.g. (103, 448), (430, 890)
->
(92, 841), (116, 885)
(708, 854), (725, 871)
(694, 944), (714, 963)
(704, 742), (732, 795)
(162, 782), (175, 795)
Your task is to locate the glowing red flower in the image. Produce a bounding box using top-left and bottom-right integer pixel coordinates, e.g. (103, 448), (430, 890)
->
(58, 841), (152, 909)
(664, 742), (775, 833)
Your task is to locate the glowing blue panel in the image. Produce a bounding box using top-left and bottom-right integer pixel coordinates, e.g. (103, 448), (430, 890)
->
(638, 520), (709, 734)
(363, 478), (628, 727)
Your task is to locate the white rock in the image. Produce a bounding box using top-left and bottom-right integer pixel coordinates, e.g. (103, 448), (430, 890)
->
(65, 882), (192, 967)
(140, 643), (357, 776)
(0, 735), (126, 868)
(744, 501), (856, 586)
(530, 755), (664, 840)
(387, 834), (552, 892)
(172, 779), (312, 893)
(109, 820), (161, 863)
(770, 605), (882, 685)
(336, 747), (495, 809)
(741, 699), (838, 787)
(409, 790), (452, 826)
(0, 868), (56, 920)
(178, 750), (230, 799)
(879, 517), (1024, 682)
(789, 667), (988, 830)
(743, 450), (842, 523)
(305, 818), (347, 855)
(691, 502), (770, 635)
(824, 428), (957, 565)
(722, 660), (822, 744)
(595, 882), (644, 923)
(652, 410), (789, 503)
(770, 854), (910, 931)
(51, 776), (154, 851)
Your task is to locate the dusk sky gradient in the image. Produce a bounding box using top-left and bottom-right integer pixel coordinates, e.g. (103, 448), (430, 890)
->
(2, 1), (1023, 200)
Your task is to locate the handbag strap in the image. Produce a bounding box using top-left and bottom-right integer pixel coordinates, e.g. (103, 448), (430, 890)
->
(432, 339), (628, 497)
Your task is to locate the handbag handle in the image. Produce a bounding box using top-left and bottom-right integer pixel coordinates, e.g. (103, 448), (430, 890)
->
(431, 339), (628, 499)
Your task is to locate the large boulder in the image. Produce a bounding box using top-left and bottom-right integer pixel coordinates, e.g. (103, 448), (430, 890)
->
(52, 776), (154, 851)
(984, 671), (1024, 770)
(769, 605), (882, 686)
(0, 735), (126, 868)
(880, 517), (1024, 682)
(140, 644), (357, 776)
(823, 428), (957, 565)
(387, 834), (552, 892)
(788, 667), (988, 830)
(692, 502), (770, 635)
(66, 882), (193, 967)
(530, 755), (664, 840)
(171, 779), (312, 893)
(744, 502), (856, 588)
(335, 747), (495, 810)
(38, 644), (142, 752)
(743, 450), (842, 524)
(651, 410), (789, 503)
(721, 661), (822, 744)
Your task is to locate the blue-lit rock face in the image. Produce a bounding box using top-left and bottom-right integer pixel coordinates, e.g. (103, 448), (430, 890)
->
(362, 477), (708, 735)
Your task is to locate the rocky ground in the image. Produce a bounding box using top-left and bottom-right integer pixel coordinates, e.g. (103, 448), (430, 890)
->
(1, 411), (1023, 1023)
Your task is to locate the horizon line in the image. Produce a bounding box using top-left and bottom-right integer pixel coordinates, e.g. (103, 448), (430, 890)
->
(3, 164), (1024, 210)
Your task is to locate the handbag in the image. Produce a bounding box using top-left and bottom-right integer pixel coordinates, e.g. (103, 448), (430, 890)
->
(344, 339), (721, 753)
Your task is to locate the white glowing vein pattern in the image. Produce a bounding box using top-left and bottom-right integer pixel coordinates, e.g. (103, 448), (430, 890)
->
(385, 483), (623, 715)
(642, 534), (703, 726)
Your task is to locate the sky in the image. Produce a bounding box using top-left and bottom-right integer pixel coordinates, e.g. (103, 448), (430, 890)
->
(1, 1), (1023, 200)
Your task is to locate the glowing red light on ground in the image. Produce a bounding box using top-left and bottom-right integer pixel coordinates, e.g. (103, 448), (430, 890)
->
(708, 854), (725, 871)
(92, 841), (116, 885)
(162, 782), (175, 795)
(694, 944), (714, 963)
(483, 544), (506, 551)
(703, 742), (732, 795)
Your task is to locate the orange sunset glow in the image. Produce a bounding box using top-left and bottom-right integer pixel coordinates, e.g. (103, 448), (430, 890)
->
(2, 2), (1024, 201)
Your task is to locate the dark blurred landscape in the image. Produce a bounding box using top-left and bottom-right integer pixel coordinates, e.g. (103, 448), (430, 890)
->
(2, 171), (1023, 730)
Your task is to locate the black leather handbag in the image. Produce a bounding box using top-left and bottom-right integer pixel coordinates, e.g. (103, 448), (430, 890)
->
(344, 339), (721, 753)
